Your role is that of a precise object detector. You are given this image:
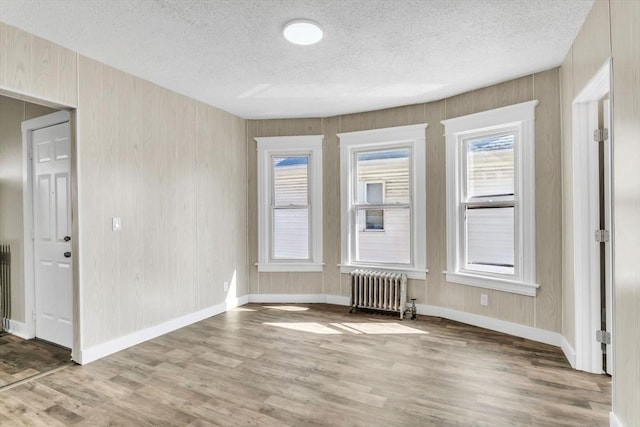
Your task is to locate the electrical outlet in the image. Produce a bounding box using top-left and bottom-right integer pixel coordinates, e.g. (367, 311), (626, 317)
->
(480, 294), (488, 306)
(112, 217), (121, 231)
(224, 281), (229, 292)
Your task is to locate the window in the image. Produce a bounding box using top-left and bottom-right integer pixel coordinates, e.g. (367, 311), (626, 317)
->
(256, 135), (323, 272)
(363, 182), (384, 231)
(338, 124), (427, 279)
(442, 101), (538, 296)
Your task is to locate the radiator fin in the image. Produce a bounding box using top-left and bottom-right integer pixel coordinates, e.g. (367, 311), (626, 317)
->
(350, 269), (407, 319)
(0, 244), (11, 332)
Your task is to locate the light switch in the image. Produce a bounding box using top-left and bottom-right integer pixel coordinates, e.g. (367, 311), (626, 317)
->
(112, 217), (122, 231)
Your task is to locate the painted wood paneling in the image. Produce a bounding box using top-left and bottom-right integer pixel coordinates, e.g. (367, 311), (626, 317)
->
(572, 0), (611, 97)
(0, 22), (77, 107)
(78, 56), (247, 348)
(559, 50), (576, 349)
(247, 118), (323, 295)
(610, 1), (640, 424)
(0, 96), (27, 323)
(322, 116), (341, 296)
(0, 95), (56, 324)
(249, 70), (561, 333)
(339, 103), (425, 134)
(533, 69), (562, 333)
(425, 101), (446, 306)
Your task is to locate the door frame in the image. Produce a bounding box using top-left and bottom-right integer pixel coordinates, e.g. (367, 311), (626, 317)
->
(571, 59), (614, 374)
(21, 110), (74, 348)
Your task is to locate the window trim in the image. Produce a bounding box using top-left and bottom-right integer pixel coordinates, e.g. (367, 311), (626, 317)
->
(256, 135), (323, 272)
(442, 101), (539, 296)
(338, 124), (427, 280)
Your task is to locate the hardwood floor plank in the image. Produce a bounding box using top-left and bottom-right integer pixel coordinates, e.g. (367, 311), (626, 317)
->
(0, 304), (611, 426)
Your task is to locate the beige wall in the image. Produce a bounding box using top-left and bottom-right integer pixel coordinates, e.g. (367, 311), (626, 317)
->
(610, 1), (640, 425)
(0, 22), (77, 107)
(0, 95), (56, 323)
(1, 22), (248, 353)
(77, 57), (247, 348)
(248, 70), (563, 333)
(560, 1), (640, 425)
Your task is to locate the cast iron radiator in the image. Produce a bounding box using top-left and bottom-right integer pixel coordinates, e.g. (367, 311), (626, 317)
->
(0, 243), (11, 332)
(350, 269), (407, 319)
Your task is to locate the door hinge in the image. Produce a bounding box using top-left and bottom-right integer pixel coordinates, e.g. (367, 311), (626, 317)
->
(596, 330), (611, 345)
(595, 229), (610, 243)
(593, 128), (609, 142)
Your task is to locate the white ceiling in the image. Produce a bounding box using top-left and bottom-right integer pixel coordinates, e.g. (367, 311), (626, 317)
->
(0, 0), (593, 119)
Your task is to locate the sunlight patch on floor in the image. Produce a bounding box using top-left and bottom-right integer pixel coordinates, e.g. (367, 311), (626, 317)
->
(264, 322), (428, 335)
(340, 323), (427, 334)
(264, 322), (342, 334)
(232, 307), (256, 312)
(263, 305), (310, 312)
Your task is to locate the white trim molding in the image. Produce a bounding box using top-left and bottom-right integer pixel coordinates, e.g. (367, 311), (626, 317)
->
(338, 123), (428, 277)
(246, 294), (569, 362)
(255, 135), (323, 272)
(414, 303), (562, 347)
(442, 101), (539, 296)
(248, 294), (350, 306)
(560, 335), (577, 369)
(571, 59), (613, 374)
(609, 412), (624, 427)
(77, 295), (249, 365)
(7, 320), (32, 340)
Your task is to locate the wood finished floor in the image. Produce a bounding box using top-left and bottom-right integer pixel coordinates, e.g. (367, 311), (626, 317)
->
(0, 304), (611, 426)
(0, 332), (71, 389)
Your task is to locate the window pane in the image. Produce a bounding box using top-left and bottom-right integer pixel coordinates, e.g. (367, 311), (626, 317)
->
(273, 156), (308, 206)
(357, 208), (410, 264)
(466, 206), (514, 271)
(467, 134), (514, 199)
(273, 208), (309, 259)
(356, 149), (410, 204)
(366, 182), (383, 204)
(365, 209), (384, 230)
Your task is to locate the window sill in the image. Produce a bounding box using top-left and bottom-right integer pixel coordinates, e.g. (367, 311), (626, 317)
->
(257, 263), (324, 273)
(444, 271), (538, 296)
(339, 264), (428, 280)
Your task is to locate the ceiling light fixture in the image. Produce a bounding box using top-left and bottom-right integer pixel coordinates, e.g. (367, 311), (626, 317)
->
(283, 19), (323, 45)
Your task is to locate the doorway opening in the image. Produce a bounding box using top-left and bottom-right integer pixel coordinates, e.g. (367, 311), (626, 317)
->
(572, 59), (613, 375)
(0, 93), (78, 387)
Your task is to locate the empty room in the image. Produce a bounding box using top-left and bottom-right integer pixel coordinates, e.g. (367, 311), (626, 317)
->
(0, 0), (638, 426)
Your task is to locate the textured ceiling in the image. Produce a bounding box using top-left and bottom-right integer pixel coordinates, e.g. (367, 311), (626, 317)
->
(0, 0), (593, 119)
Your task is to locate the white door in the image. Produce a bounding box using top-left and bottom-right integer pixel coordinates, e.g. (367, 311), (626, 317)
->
(602, 98), (613, 375)
(32, 121), (73, 348)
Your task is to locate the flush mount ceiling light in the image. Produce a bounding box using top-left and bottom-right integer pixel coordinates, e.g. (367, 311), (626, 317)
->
(283, 19), (323, 45)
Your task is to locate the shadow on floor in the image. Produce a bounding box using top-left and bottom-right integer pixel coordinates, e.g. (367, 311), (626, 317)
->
(0, 332), (71, 389)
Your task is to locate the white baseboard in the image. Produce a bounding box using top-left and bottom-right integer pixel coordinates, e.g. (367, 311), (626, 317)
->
(414, 303), (562, 347)
(76, 292), (573, 367)
(245, 295), (565, 350)
(7, 320), (33, 340)
(248, 293), (327, 304)
(560, 335), (577, 369)
(326, 295), (350, 306)
(248, 293), (351, 306)
(77, 295), (248, 365)
(610, 411), (624, 427)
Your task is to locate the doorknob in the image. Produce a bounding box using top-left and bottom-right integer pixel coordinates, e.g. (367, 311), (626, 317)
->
(64, 252), (71, 258)
(64, 236), (71, 242)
